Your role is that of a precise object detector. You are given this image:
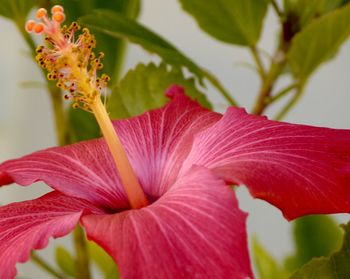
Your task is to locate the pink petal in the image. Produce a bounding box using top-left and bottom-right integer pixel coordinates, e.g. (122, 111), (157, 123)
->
(182, 107), (350, 220)
(0, 86), (219, 208)
(82, 166), (253, 279)
(113, 86), (221, 198)
(0, 139), (129, 210)
(0, 191), (103, 279)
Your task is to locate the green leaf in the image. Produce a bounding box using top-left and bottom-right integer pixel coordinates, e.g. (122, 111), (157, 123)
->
(68, 108), (100, 141)
(55, 246), (76, 277)
(284, 0), (344, 27)
(289, 221), (350, 279)
(287, 3), (350, 79)
(88, 241), (118, 277)
(252, 237), (289, 279)
(108, 63), (212, 119)
(285, 215), (343, 273)
(178, 0), (269, 46)
(48, 0), (141, 84)
(0, 0), (35, 25)
(79, 10), (205, 80)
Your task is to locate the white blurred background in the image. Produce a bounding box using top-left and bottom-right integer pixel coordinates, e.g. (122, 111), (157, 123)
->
(0, 0), (350, 277)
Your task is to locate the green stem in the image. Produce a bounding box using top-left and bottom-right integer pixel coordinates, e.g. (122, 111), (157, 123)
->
(73, 226), (92, 279)
(31, 252), (67, 279)
(252, 53), (285, 115)
(19, 28), (37, 56)
(271, 0), (283, 17)
(274, 83), (305, 120)
(268, 83), (298, 104)
(48, 83), (69, 146)
(250, 45), (266, 80)
(202, 69), (238, 106)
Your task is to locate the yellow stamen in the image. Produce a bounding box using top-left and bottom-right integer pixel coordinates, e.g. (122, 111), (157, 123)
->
(26, 6), (149, 209)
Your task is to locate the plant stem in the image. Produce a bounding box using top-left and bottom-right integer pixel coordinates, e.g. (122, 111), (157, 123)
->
(31, 252), (67, 279)
(251, 3), (309, 118)
(271, 0), (283, 18)
(252, 50), (286, 115)
(202, 69), (238, 106)
(48, 82), (69, 146)
(268, 83), (298, 104)
(250, 45), (266, 80)
(73, 226), (91, 279)
(19, 28), (37, 56)
(274, 83), (305, 120)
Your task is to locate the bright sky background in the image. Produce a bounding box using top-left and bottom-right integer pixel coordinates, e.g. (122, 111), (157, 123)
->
(0, 0), (350, 277)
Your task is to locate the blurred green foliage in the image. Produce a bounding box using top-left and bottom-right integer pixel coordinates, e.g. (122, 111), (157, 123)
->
(179, 0), (269, 46)
(290, 221), (350, 279)
(108, 63), (211, 119)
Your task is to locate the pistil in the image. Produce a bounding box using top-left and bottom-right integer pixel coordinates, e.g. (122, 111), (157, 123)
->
(91, 98), (148, 208)
(26, 6), (149, 209)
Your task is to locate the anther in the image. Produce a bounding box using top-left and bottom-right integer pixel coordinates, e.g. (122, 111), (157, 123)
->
(36, 46), (44, 53)
(102, 74), (110, 82)
(71, 22), (79, 31)
(63, 94), (70, 100)
(36, 8), (47, 19)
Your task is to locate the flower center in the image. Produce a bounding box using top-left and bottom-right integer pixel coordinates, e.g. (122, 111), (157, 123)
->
(26, 6), (149, 209)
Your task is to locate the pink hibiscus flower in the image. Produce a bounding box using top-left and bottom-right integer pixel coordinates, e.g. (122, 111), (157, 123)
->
(1, 86), (350, 278)
(2, 5), (350, 279)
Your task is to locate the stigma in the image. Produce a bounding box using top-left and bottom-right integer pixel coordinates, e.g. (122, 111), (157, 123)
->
(25, 5), (109, 112)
